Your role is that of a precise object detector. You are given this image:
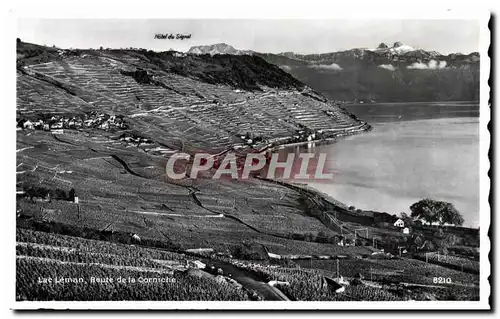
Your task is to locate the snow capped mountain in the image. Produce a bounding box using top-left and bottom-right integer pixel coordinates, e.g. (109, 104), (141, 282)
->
(188, 41), (444, 59)
(187, 43), (253, 56)
(389, 42), (415, 54)
(368, 41), (417, 55)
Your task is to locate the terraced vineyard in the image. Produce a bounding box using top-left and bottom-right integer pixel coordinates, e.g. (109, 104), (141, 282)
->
(18, 47), (368, 153)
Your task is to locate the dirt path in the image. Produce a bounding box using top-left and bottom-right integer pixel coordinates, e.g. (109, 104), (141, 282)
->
(205, 260), (289, 301)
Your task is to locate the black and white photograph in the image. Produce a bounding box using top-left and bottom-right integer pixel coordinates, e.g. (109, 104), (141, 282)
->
(6, 1), (491, 311)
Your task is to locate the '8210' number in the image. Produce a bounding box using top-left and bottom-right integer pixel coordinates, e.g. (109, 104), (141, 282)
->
(433, 277), (452, 284)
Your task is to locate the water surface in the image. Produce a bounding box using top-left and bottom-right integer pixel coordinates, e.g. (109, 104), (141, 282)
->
(287, 102), (480, 227)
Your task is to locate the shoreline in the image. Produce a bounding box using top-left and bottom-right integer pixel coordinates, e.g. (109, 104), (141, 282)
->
(264, 123), (372, 152)
(343, 100), (479, 106)
(260, 115), (479, 229)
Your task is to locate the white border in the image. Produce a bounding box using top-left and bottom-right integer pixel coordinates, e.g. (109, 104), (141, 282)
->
(2, 0), (492, 311)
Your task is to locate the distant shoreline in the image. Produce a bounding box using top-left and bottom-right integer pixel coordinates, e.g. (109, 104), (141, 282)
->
(343, 100), (479, 106)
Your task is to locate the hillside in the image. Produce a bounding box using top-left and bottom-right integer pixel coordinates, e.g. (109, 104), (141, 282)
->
(16, 40), (371, 255)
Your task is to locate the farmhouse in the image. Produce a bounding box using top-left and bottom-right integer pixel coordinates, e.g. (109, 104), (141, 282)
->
(51, 121), (63, 129)
(402, 227), (410, 234)
(23, 120), (34, 130)
(131, 233), (141, 242)
(185, 248), (214, 254)
(394, 218), (405, 228)
(267, 252), (281, 259)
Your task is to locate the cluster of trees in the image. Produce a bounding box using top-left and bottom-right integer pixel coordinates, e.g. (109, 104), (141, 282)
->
(232, 241), (268, 260)
(21, 186), (76, 202)
(167, 53), (304, 91)
(120, 69), (155, 85)
(409, 199), (465, 226)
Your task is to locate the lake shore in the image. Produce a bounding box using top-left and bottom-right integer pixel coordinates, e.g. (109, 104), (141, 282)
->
(296, 115), (479, 228)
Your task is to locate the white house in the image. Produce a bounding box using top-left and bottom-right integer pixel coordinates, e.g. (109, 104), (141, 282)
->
(322, 276), (346, 293)
(52, 122), (63, 129)
(188, 260), (206, 269)
(131, 233), (141, 242)
(23, 120), (34, 130)
(335, 286), (346, 293)
(267, 252), (281, 259)
(51, 129), (64, 135)
(402, 227), (410, 234)
(268, 280), (290, 287)
(185, 248), (214, 254)
(394, 218), (405, 228)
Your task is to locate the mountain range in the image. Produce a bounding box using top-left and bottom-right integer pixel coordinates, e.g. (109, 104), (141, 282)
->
(187, 42), (480, 102)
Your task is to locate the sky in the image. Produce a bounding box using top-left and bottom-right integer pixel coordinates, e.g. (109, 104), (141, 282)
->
(18, 19), (480, 54)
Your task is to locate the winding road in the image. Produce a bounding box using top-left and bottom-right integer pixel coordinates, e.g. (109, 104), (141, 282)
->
(205, 260), (289, 301)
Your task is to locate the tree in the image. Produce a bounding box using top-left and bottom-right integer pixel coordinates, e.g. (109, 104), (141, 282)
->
(410, 198), (464, 226)
(443, 234), (458, 246)
(317, 230), (327, 243)
(68, 188), (76, 201)
(400, 212), (414, 226)
(53, 189), (67, 200)
(411, 232), (425, 247)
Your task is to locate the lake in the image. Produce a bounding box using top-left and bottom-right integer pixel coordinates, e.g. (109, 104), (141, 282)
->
(286, 101), (480, 227)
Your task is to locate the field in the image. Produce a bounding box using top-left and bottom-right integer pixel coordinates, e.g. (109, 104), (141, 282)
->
(223, 257), (480, 301)
(16, 229), (479, 302)
(17, 124), (378, 257)
(16, 229), (249, 301)
(413, 252), (480, 274)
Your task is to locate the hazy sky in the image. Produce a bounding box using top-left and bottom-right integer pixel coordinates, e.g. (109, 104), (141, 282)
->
(18, 19), (480, 54)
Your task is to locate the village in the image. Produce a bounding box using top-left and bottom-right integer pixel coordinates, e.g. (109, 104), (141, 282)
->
(16, 111), (128, 132)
